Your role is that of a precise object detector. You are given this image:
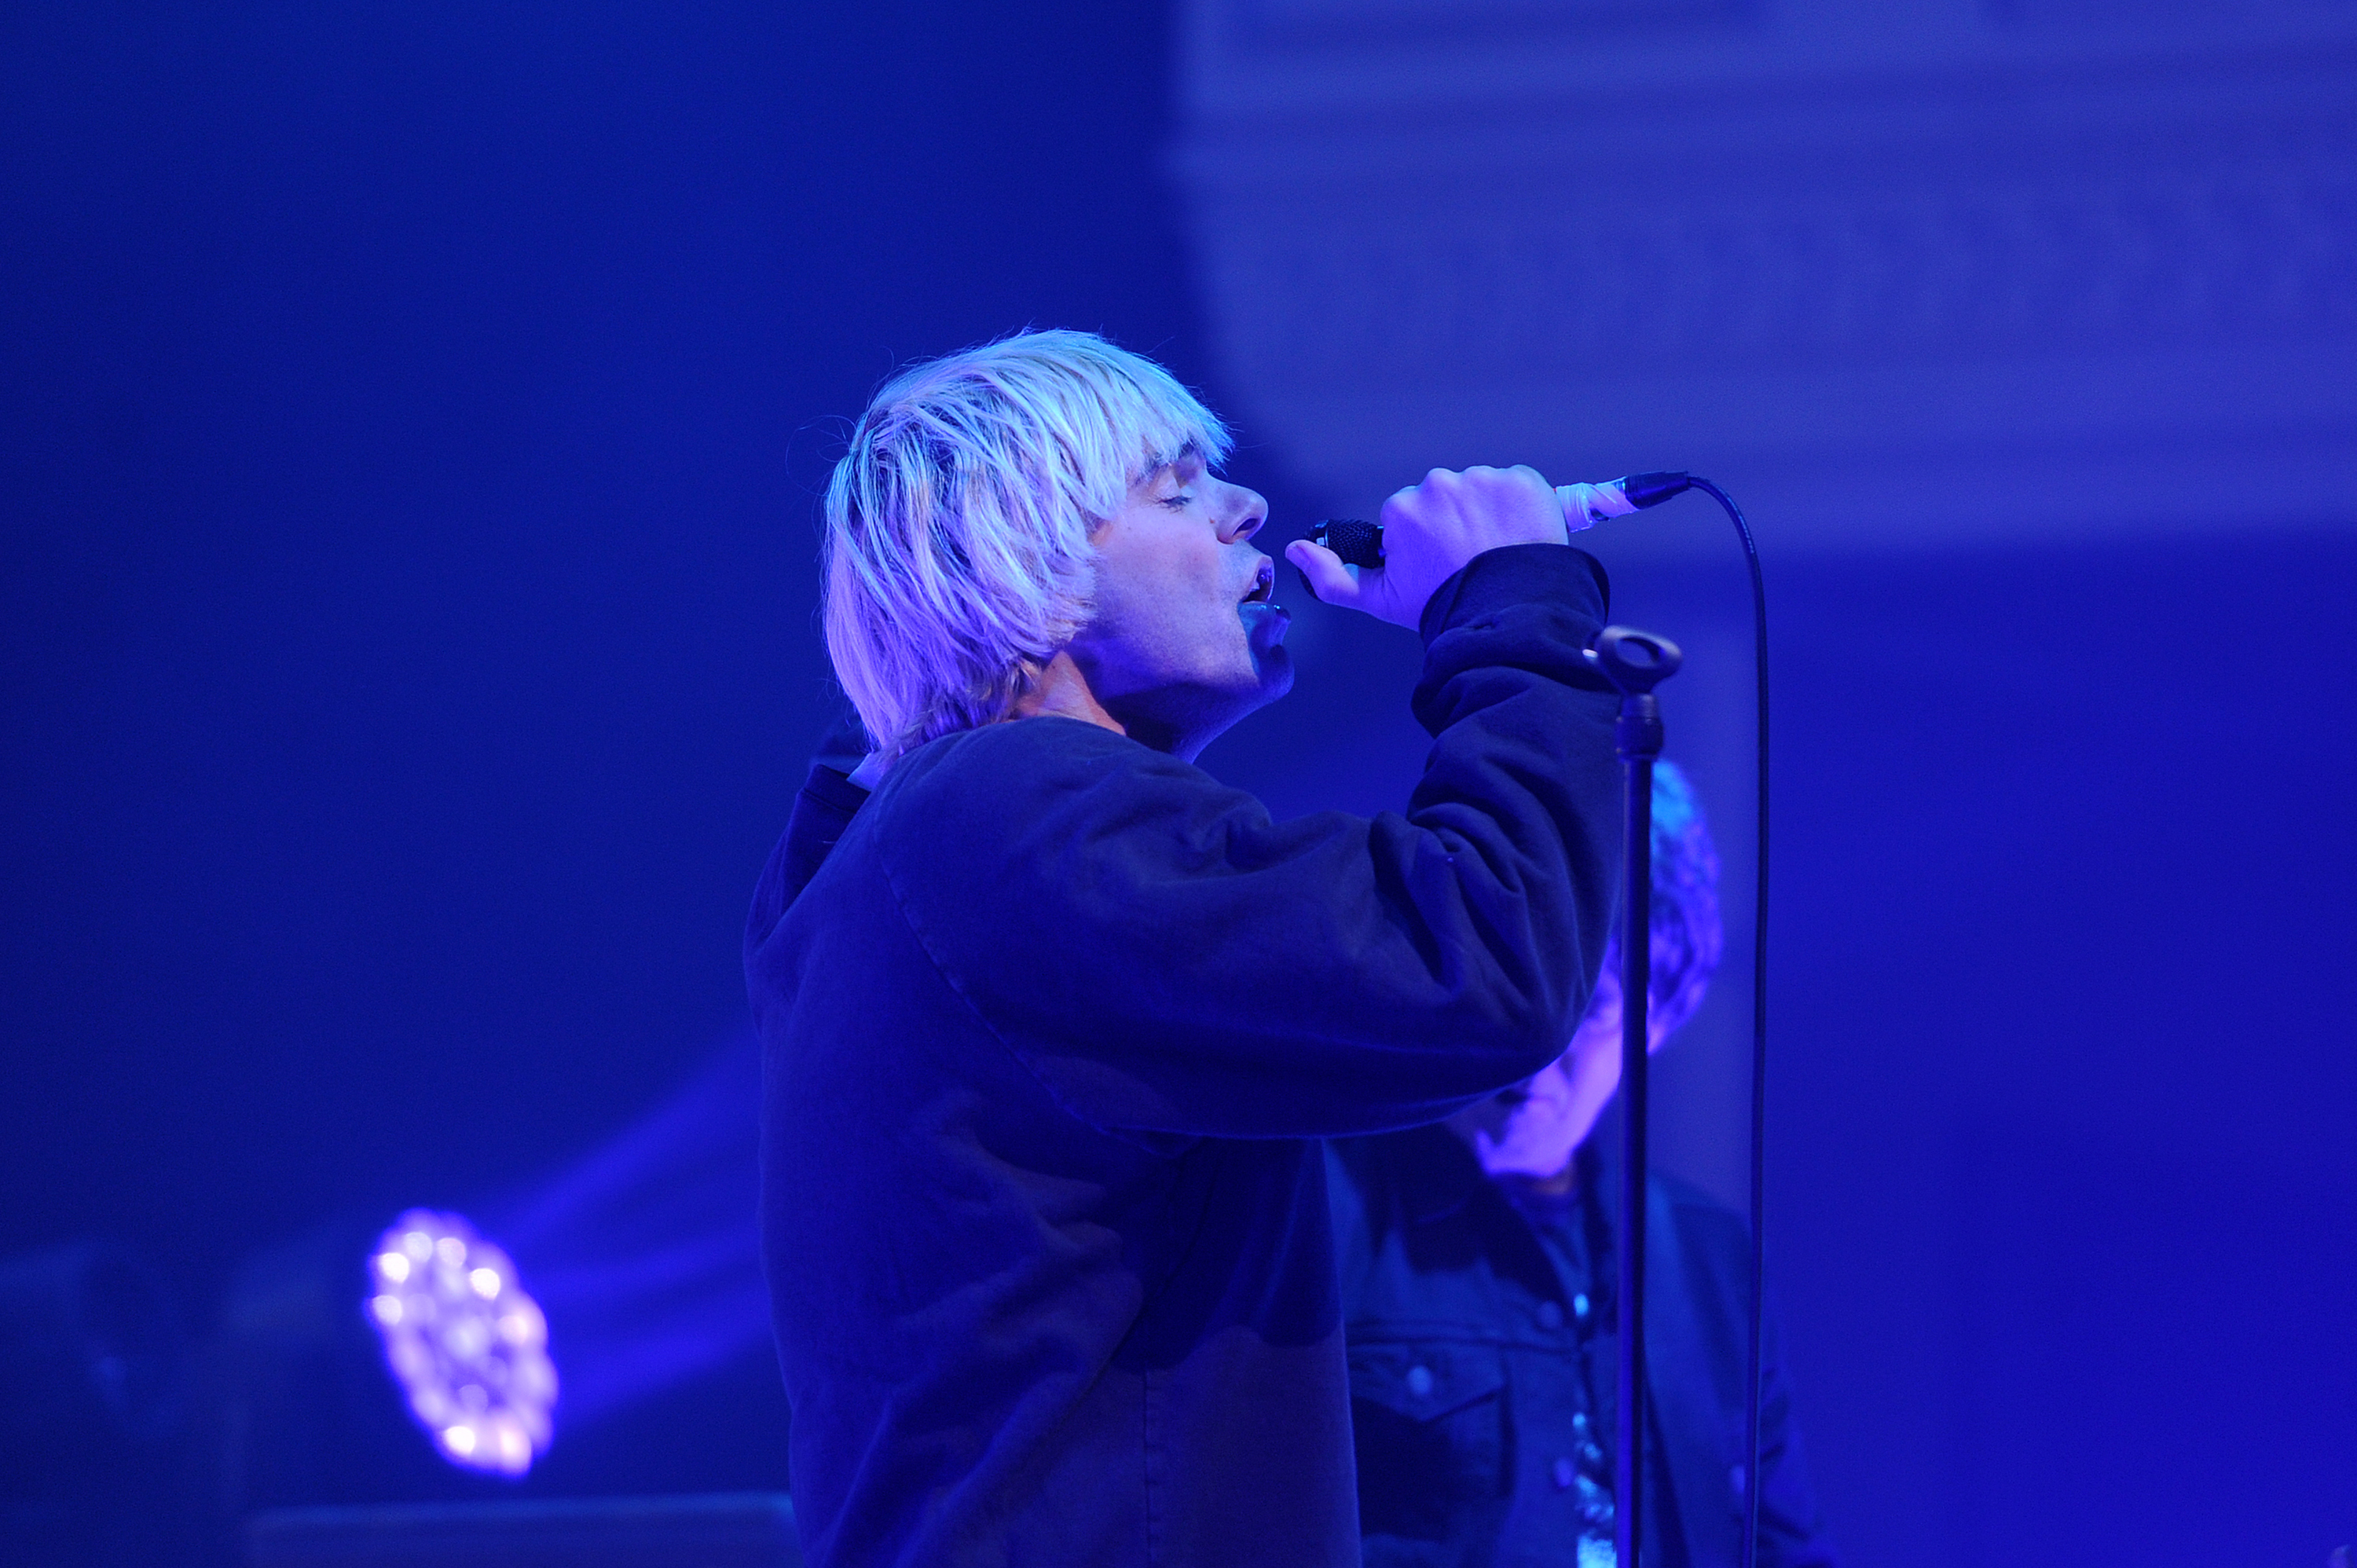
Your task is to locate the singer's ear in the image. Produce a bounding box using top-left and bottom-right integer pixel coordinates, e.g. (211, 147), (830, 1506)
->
(1286, 538), (1358, 606)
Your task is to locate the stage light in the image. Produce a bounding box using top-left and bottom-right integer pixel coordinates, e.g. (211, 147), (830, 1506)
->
(364, 1210), (555, 1477)
(198, 1032), (781, 1534)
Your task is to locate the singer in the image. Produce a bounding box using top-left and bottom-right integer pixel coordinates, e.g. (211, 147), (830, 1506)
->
(744, 330), (1624, 1567)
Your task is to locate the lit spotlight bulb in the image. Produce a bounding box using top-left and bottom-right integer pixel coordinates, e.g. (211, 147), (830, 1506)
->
(366, 1209), (556, 1476)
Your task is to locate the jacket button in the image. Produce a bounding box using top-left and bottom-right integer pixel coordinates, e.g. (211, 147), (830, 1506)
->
(1536, 1299), (1564, 1330)
(1406, 1364), (1434, 1398)
(1552, 1456), (1577, 1489)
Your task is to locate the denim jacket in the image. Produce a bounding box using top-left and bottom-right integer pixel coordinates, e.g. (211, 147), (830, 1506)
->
(1327, 1127), (1837, 1568)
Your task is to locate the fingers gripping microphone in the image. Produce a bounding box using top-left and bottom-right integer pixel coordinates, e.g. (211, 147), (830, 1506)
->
(1305, 472), (1693, 568)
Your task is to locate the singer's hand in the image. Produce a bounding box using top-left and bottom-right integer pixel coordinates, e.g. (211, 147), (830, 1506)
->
(1285, 464), (1570, 630)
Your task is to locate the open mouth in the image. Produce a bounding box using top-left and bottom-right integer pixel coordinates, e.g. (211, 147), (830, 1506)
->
(1238, 557), (1291, 658)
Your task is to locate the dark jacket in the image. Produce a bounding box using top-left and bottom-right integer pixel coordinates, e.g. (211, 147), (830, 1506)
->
(1328, 1127), (1837, 1568)
(744, 545), (1622, 1567)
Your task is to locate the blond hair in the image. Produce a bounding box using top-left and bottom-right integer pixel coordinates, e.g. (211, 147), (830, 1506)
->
(821, 330), (1231, 759)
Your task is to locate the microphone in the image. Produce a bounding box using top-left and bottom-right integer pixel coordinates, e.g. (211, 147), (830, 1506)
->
(1559, 471), (1693, 529)
(1307, 471), (1693, 569)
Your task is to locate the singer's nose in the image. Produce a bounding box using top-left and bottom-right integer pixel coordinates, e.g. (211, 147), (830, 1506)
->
(1220, 482), (1268, 544)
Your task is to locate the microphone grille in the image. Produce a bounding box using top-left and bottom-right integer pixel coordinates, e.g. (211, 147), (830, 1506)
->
(1308, 518), (1385, 569)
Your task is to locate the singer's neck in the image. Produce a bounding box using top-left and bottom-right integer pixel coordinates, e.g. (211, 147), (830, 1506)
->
(1010, 651), (1128, 741)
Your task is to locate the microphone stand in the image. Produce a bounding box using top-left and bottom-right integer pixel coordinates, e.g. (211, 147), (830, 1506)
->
(1585, 625), (1684, 1568)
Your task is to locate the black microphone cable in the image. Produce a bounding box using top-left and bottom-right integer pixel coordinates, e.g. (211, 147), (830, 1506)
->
(1689, 474), (1770, 1568)
(1308, 474), (1772, 1568)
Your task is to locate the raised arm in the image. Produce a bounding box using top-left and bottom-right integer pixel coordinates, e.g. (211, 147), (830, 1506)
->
(873, 537), (1622, 1139)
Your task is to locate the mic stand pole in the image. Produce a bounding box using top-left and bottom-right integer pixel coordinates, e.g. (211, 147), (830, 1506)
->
(1586, 625), (1684, 1568)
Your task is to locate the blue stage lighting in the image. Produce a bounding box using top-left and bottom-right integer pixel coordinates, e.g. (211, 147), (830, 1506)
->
(365, 1211), (555, 1477)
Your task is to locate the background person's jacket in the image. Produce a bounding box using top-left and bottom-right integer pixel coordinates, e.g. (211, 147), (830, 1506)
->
(745, 544), (1622, 1567)
(1329, 1127), (1838, 1568)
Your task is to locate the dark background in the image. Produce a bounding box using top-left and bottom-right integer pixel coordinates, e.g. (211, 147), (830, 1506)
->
(5, 1), (2353, 1562)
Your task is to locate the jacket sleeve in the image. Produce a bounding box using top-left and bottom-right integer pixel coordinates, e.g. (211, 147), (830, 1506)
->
(874, 542), (1623, 1139)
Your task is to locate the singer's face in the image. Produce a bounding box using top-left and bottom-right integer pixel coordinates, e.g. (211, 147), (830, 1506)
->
(1066, 449), (1291, 760)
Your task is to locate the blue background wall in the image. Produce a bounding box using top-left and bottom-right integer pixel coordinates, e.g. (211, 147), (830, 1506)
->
(5, 0), (2353, 1559)
(4, 0), (1211, 1323)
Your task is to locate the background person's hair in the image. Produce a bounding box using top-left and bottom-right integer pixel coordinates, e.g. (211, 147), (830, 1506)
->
(821, 329), (1232, 760)
(1595, 760), (1724, 1039)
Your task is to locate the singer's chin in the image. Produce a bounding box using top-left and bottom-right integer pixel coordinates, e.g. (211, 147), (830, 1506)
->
(1253, 645), (1296, 702)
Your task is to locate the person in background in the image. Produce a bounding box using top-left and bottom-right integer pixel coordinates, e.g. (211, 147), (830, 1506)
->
(1326, 761), (1837, 1568)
